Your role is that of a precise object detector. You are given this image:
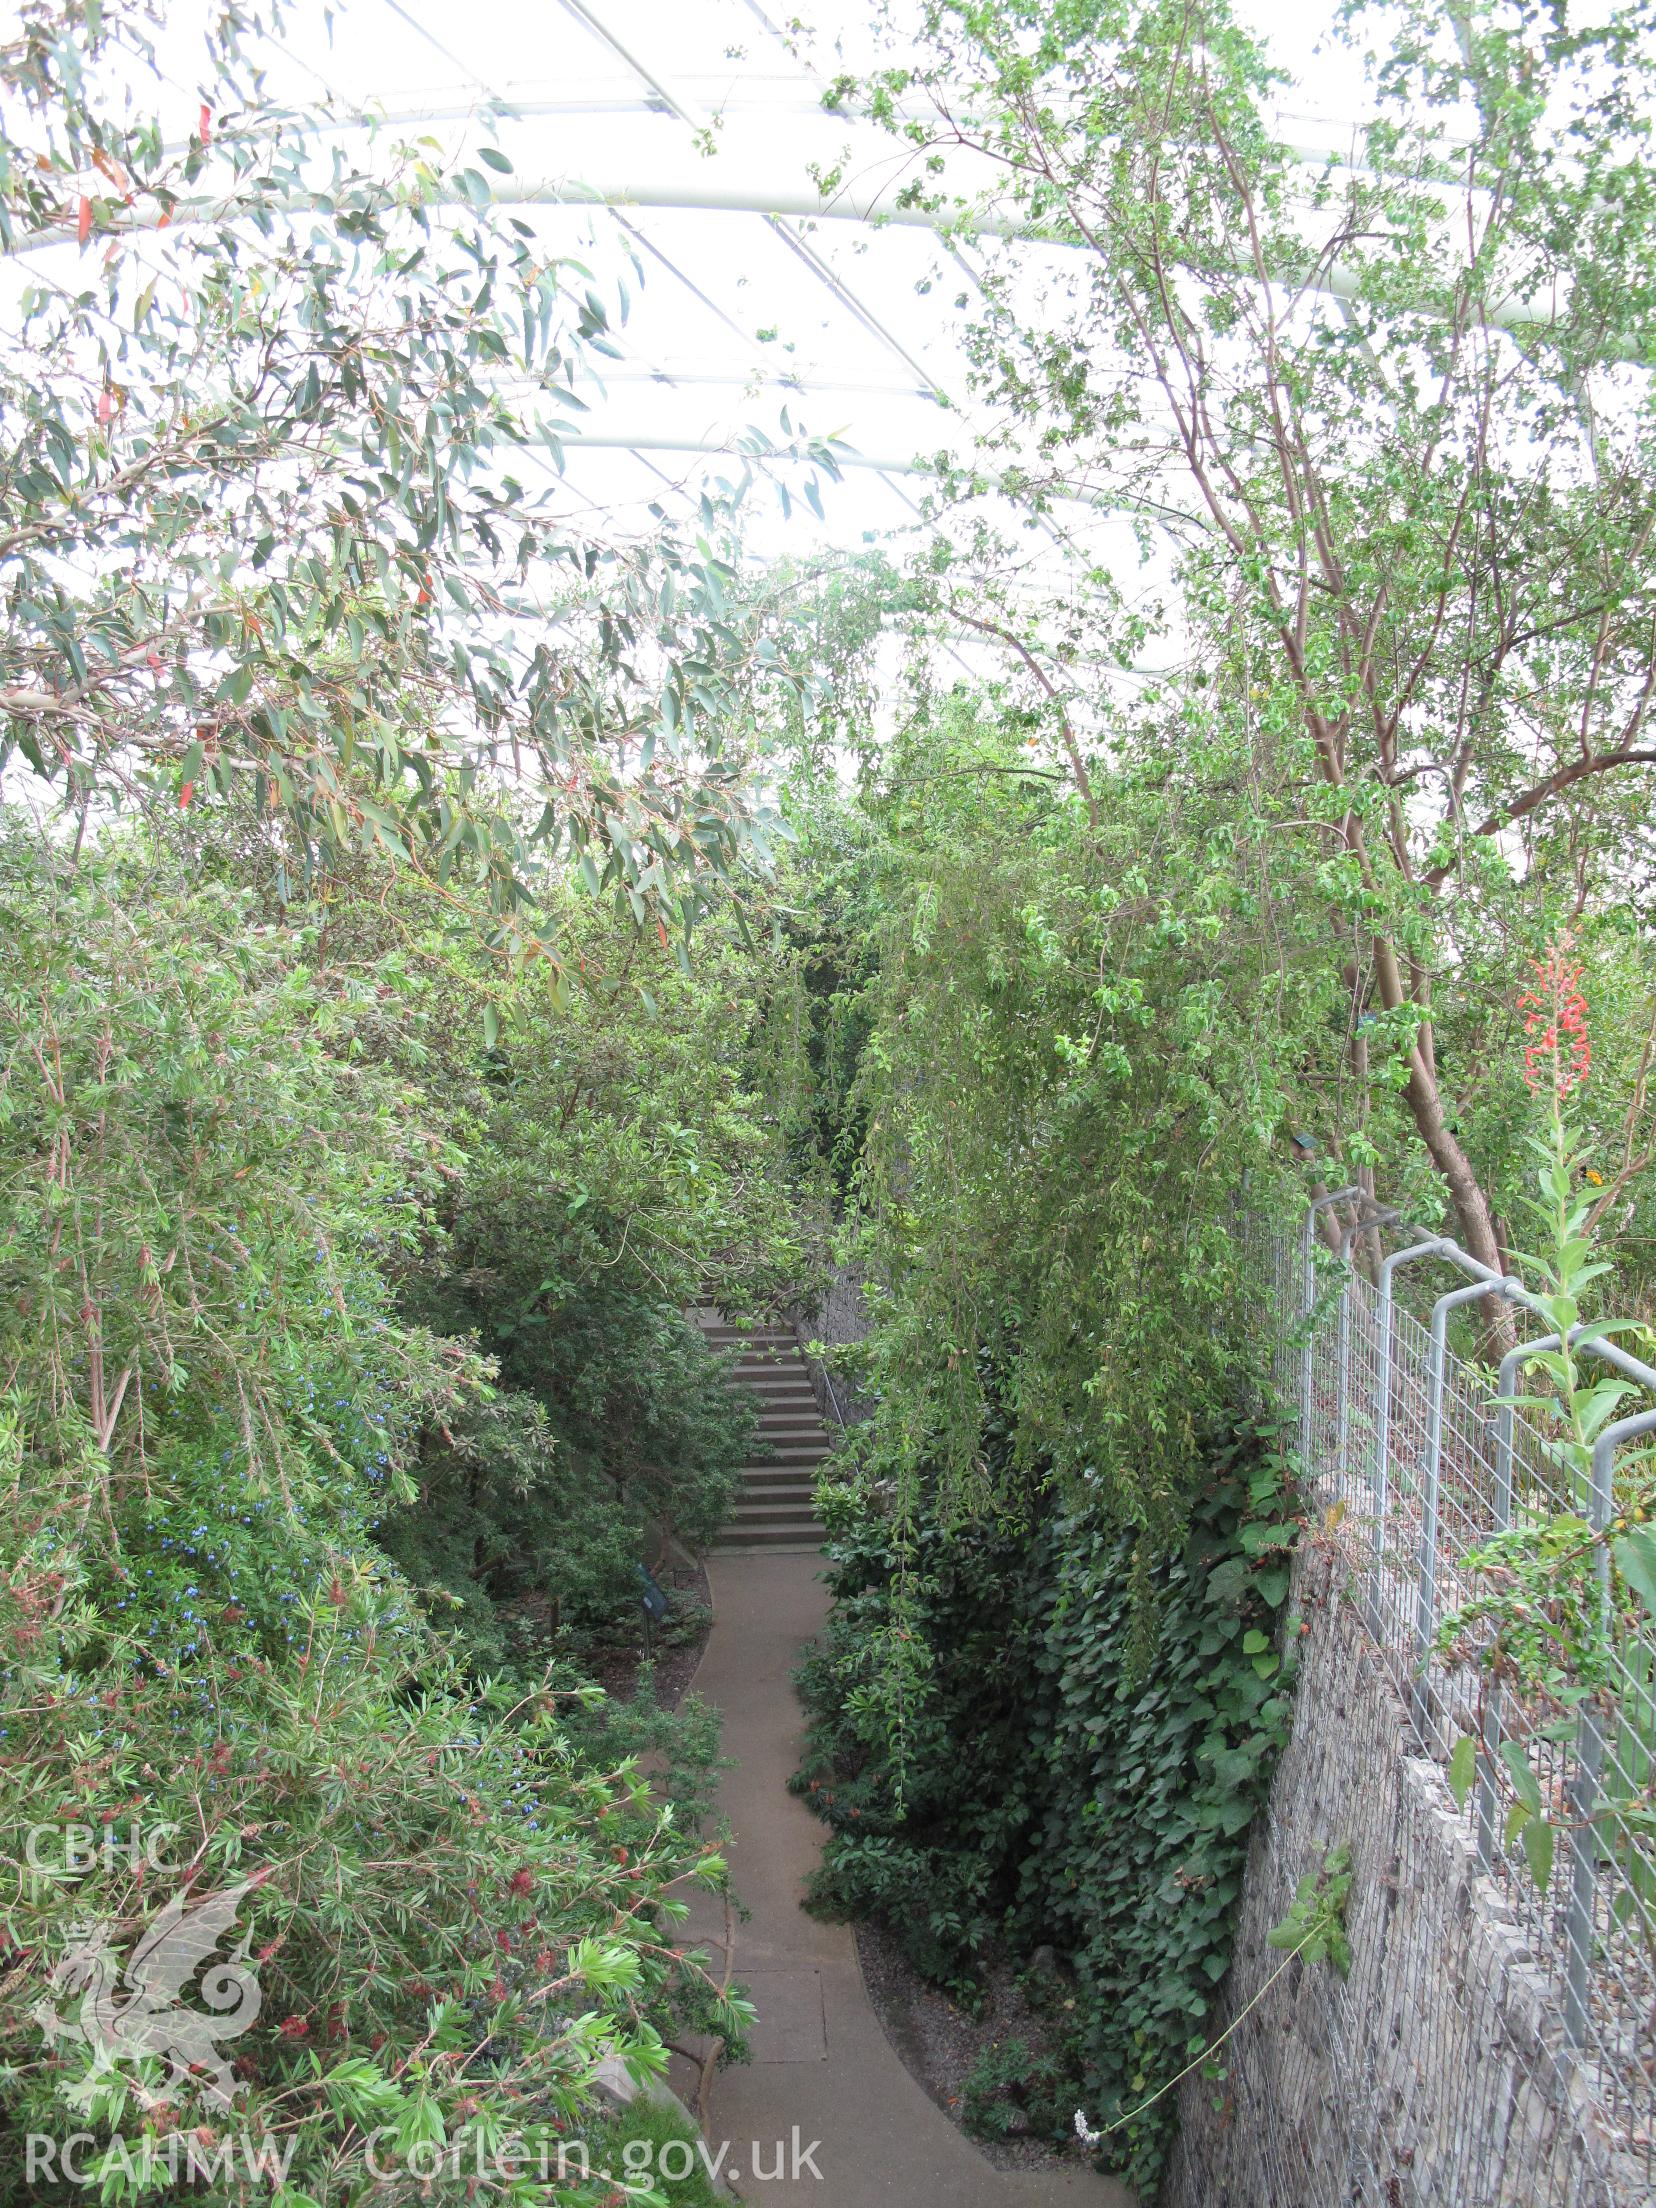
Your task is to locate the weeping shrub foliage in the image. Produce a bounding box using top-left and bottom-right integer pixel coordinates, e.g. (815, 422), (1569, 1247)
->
(828, 697), (1328, 1520)
(785, 701), (1332, 2187)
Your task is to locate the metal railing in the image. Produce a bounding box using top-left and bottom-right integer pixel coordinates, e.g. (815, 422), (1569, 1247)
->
(1259, 1194), (1656, 2188)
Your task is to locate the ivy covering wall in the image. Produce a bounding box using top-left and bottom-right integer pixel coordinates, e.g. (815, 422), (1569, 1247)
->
(793, 1411), (1298, 2194)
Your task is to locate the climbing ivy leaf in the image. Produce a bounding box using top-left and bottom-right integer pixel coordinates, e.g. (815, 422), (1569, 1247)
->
(1500, 1741), (1545, 1818)
(1522, 1816), (1556, 1896)
(1447, 1735), (1477, 1812)
(1613, 1526), (1656, 1614)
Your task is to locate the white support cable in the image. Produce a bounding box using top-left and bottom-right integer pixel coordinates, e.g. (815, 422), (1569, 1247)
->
(363, 0), (895, 521)
(547, 0), (947, 398)
(546, 430), (1194, 525)
(378, 0), (486, 90)
(689, 0), (967, 555)
(564, 362), (937, 404)
(365, 0), (706, 389)
(707, 0), (1088, 582)
(337, 6), (995, 543)
(613, 211), (795, 372)
(541, 0), (1097, 578)
(734, 0), (803, 63)
(367, 0), (765, 403)
(372, 0), (963, 542)
(354, 3), (770, 536)
(724, 2), (1104, 596)
(369, 0), (955, 523)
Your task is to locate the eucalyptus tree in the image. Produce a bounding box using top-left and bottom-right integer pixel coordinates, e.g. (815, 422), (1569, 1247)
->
(0, 0), (832, 973)
(866, 0), (1656, 1274)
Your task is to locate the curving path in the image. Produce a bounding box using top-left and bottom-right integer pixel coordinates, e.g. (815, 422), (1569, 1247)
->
(675, 1547), (1134, 2207)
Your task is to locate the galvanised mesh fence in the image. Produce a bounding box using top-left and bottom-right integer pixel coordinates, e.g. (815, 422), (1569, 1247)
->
(1252, 1198), (1656, 2196)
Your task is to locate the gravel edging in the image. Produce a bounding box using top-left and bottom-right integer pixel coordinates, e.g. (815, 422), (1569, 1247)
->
(851, 1919), (1088, 2175)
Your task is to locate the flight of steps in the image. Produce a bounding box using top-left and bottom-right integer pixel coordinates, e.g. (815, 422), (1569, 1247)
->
(705, 1320), (832, 1550)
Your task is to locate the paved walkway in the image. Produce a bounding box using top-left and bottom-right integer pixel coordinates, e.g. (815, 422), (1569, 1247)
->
(677, 1548), (1133, 2207)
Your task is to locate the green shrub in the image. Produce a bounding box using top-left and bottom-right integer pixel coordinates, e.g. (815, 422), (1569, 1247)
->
(586, 2095), (730, 2206)
(0, 831), (752, 2201)
(0, 1440), (747, 2202)
(961, 2037), (1071, 2144)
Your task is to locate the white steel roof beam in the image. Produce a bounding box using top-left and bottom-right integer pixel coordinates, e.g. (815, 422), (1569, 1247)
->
(6, 154), (1598, 349)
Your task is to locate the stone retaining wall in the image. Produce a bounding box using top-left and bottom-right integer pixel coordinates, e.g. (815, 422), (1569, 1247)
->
(1162, 1542), (1641, 2208)
(790, 1262), (874, 1429)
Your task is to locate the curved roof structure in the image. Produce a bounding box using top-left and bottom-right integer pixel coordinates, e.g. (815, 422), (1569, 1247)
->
(13, 0), (1585, 721)
(8, 0), (1414, 572)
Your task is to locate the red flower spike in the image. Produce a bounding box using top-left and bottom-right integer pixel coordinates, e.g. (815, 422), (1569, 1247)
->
(1518, 934), (1591, 1099)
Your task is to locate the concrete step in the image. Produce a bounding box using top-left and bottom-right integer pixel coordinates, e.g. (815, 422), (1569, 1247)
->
(713, 1525), (825, 1551)
(741, 1468), (820, 1492)
(722, 1531), (826, 1550)
(723, 1505), (825, 1539)
(746, 1442), (831, 1465)
(751, 1419), (831, 1441)
(732, 1494), (821, 1521)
